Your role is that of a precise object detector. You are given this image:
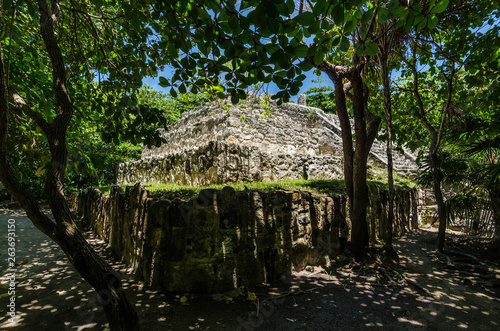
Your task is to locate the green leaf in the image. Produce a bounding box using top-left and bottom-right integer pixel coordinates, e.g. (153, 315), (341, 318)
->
(313, 1), (327, 16)
(297, 60), (314, 71)
(361, 9), (373, 24)
(333, 5), (344, 25)
(340, 37), (350, 52)
(365, 42), (378, 56)
(378, 7), (389, 22)
(309, 20), (321, 34)
(359, 26), (367, 40)
(431, 0), (449, 14)
(170, 88), (177, 98)
(405, 13), (415, 32)
(295, 12), (316, 26)
(159, 76), (170, 87)
(427, 15), (438, 29)
(286, 0), (295, 14)
(231, 93), (239, 104)
(344, 19), (356, 34)
(293, 45), (309, 58)
(356, 45), (364, 57)
(228, 15), (239, 30)
(313, 52), (324, 66)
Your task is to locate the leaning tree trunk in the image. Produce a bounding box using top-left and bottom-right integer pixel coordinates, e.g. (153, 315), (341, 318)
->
(0, 2), (140, 329)
(487, 185), (500, 251)
(406, 45), (452, 253)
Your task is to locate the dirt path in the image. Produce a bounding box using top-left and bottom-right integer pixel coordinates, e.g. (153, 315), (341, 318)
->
(1, 209), (499, 330)
(393, 227), (500, 330)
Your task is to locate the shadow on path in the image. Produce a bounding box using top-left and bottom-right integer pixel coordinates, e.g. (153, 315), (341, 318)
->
(1, 208), (499, 330)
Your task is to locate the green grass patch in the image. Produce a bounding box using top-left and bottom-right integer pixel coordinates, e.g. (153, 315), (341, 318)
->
(97, 179), (347, 200)
(142, 179), (347, 199)
(367, 166), (418, 189)
(96, 176), (416, 201)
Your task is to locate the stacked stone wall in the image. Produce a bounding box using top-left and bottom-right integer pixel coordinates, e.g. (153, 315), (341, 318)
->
(117, 141), (344, 186)
(71, 184), (419, 293)
(118, 98), (419, 186)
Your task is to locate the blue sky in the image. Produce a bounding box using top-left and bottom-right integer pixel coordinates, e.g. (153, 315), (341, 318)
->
(142, 68), (332, 102)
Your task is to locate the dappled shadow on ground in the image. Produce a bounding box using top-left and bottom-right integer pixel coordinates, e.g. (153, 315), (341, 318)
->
(1, 208), (499, 330)
(393, 228), (500, 331)
(0, 209), (108, 330)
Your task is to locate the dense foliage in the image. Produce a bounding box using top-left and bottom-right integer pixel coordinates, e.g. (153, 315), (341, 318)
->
(1, 1), (499, 328)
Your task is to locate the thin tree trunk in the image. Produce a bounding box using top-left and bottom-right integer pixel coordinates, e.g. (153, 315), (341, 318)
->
(487, 186), (500, 251)
(430, 148), (447, 251)
(403, 45), (453, 252)
(378, 49), (394, 244)
(0, 2), (141, 329)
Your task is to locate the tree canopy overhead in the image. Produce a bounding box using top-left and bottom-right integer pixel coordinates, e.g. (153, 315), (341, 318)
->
(1, 0), (499, 329)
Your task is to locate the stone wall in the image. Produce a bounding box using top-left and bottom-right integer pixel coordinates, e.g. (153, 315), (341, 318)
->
(117, 98), (419, 186)
(71, 184), (419, 293)
(141, 101), (345, 158)
(117, 141), (343, 186)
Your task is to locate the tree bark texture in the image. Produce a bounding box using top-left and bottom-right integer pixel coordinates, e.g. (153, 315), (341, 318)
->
(0, 2), (141, 329)
(378, 40), (394, 245)
(487, 186), (500, 251)
(310, 58), (380, 259)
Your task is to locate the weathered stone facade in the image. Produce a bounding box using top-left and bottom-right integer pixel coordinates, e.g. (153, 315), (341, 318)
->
(118, 141), (343, 186)
(116, 97), (418, 185)
(71, 184), (419, 293)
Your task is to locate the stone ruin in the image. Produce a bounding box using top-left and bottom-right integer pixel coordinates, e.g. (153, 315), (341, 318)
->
(116, 95), (419, 186)
(70, 95), (423, 293)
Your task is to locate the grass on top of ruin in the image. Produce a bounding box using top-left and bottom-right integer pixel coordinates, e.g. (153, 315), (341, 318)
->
(98, 175), (417, 200)
(143, 178), (347, 199)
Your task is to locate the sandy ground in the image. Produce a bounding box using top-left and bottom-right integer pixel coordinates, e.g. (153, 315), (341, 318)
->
(1, 208), (500, 330)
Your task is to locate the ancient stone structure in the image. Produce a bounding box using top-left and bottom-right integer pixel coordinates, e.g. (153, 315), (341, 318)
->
(71, 183), (419, 293)
(116, 96), (418, 186)
(89, 95), (423, 293)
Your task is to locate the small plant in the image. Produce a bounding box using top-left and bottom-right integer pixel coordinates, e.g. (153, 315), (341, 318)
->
(393, 270), (407, 280)
(307, 109), (315, 120)
(380, 239), (387, 245)
(398, 305), (411, 316)
(221, 102), (231, 114)
(260, 96), (273, 118)
(240, 115), (246, 122)
(342, 274), (353, 290)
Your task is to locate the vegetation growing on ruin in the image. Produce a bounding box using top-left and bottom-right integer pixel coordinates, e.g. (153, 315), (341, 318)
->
(96, 176), (416, 201)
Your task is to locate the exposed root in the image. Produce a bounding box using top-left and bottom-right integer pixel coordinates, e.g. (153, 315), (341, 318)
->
(405, 278), (434, 298)
(261, 287), (320, 303)
(436, 249), (452, 264)
(445, 250), (487, 267)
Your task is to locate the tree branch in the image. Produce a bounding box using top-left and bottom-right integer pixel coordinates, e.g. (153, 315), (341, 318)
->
(38, 0), (73, 131)
(10, 90), (50, 131)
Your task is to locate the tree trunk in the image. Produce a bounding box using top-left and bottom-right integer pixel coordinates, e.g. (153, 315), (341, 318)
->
(430, 149), (447, 252)
(487, 186), (500, 251)
(0, 2), (141, 329)
(405, 45), (451, 252)
(311, 59), (380, 259)
(379, 51), (394, 245)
